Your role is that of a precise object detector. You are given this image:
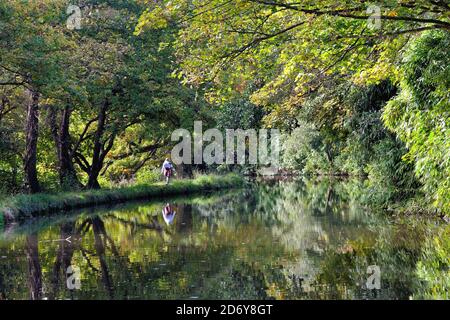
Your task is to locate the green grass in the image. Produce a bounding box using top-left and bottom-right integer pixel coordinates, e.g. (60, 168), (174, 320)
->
(0, 174), (244, 223)
(0, 188), (242, 241)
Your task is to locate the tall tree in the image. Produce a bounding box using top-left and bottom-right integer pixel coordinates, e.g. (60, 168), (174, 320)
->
(0, 0), (71, 192)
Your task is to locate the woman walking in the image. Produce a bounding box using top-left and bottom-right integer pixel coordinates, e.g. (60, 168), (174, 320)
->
(161, 158), (174, 184)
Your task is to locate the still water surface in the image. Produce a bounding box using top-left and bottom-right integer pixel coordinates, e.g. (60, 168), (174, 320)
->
(0, 178), (447, 299)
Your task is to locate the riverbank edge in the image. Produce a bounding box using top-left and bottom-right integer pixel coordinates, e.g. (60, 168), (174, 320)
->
(0, 174), (244, 224)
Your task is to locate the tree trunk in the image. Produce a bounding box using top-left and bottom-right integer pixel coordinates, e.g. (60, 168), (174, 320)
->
(178, 163), (193, 179)
(49, 105), (81, 189)
(87, 102), (108, 189)
(50, 222), (76, 299)
(23, 89), (40, 193)
(0, 96), (5, 123)
(176, 204), (193, 234)
(92, 217), (114, 298)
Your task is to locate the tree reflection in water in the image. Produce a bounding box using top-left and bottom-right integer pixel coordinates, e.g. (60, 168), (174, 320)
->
(0, 179), (448, 300)
(50, 222), (76, 299)
(25, 233), (42, 300)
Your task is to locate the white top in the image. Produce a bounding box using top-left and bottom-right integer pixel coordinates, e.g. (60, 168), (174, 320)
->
(162, 160), (173, 171)
(162, 211), (176, 225)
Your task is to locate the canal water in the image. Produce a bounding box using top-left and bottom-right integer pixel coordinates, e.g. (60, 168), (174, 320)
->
(0, 178), (447, 299)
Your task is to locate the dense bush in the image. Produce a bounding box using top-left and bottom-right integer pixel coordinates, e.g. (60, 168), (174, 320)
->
(281, 121), (330, 174)
(281, 80), (418, 206)
(383, 30), (450, 213)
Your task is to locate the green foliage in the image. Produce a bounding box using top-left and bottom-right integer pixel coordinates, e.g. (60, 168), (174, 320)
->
(0, 124), (21, 192)
(1, 0), (448, 217)
(383, 30), (450, 213)
(414, 224), (450, 299)
(135, 1), (449, 214)
(281, 121), (329, 174)
(281, 80), (418, 206)
(216, 96), (265, 131)
(136, 0), (448, 115)
(134, 168), (161, 185)
(1, 0), (209, 192)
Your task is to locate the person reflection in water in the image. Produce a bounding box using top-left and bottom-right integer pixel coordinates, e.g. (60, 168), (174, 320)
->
(162, 203), (176, 225)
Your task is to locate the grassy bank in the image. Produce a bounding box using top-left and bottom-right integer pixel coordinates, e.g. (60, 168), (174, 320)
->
(0, 174), (244, 223)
